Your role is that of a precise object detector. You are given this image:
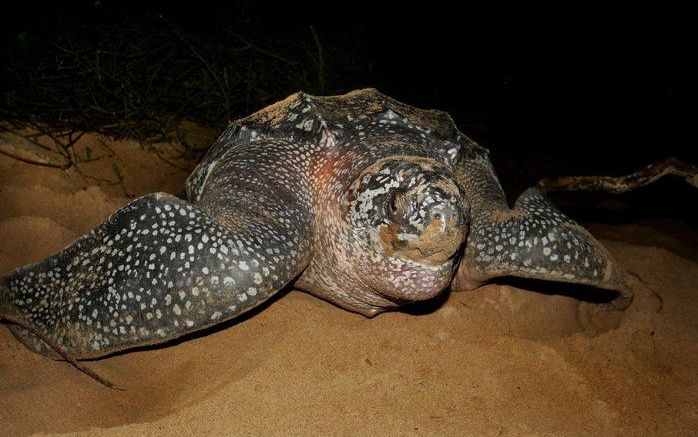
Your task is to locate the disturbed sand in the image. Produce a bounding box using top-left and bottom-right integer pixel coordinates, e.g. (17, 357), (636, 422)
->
(0, 133), (696, 435)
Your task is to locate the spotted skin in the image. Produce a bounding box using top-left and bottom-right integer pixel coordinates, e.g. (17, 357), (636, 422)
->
(451, 153), (633, 305)
(1, 89), (632, 361)
(3, 191), (312, 358)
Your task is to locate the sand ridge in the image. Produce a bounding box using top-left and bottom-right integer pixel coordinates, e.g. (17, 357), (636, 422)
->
(0, 134), (696, 435)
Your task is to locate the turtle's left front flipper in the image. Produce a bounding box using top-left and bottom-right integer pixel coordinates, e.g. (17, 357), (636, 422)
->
(452, 159), (634, 309)
(0, 191), (313, 362)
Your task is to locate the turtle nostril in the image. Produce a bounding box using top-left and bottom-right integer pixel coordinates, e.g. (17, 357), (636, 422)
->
(429, 204), (466, 231)
(431, 207), (452, 224)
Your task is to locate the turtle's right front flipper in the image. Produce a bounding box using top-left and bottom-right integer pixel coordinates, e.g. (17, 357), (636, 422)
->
(0, 189), (314, 360)
(452, 155), (634, 309)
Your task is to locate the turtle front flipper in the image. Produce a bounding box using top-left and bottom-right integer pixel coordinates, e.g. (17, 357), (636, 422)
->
(452, 155), (634, 309)
(0, 191), (313, 360)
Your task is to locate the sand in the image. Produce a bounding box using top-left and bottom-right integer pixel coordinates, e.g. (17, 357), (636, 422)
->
(0, 133), (696, 436)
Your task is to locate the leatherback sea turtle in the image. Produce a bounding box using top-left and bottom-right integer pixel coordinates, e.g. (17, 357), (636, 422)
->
(0, 89), (635, 385)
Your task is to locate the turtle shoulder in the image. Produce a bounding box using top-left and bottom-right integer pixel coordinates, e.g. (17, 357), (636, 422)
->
(186, 92), (327, 202)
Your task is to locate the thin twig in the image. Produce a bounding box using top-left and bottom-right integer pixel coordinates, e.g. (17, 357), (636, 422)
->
(159, 15), (231, 120)
(222, 29), (299, 65)
(0, 313), (123, 389)
(309, 26), (325, 94)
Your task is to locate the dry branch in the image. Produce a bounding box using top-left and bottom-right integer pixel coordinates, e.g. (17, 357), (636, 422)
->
(537, 157), (698, 194)
(0, 131), (71, 168)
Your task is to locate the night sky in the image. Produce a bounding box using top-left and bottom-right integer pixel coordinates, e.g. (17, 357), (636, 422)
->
(3, 2), (696, 191)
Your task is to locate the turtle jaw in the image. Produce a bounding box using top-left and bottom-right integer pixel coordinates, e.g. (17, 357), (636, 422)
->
(380, 217), (467, 265)
(369, 257), (456, 304)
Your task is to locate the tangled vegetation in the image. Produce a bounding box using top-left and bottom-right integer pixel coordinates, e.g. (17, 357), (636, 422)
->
(1, 12), (368, 154)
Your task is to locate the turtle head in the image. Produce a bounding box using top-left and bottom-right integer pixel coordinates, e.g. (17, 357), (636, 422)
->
(379, 180), (466, 264)
(343, 157), (468, 303)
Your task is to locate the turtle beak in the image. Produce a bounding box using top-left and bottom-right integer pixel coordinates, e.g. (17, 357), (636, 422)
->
(405, 201), (468, 263)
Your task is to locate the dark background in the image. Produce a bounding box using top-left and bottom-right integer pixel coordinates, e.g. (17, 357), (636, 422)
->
(2, 1), (696, 210)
